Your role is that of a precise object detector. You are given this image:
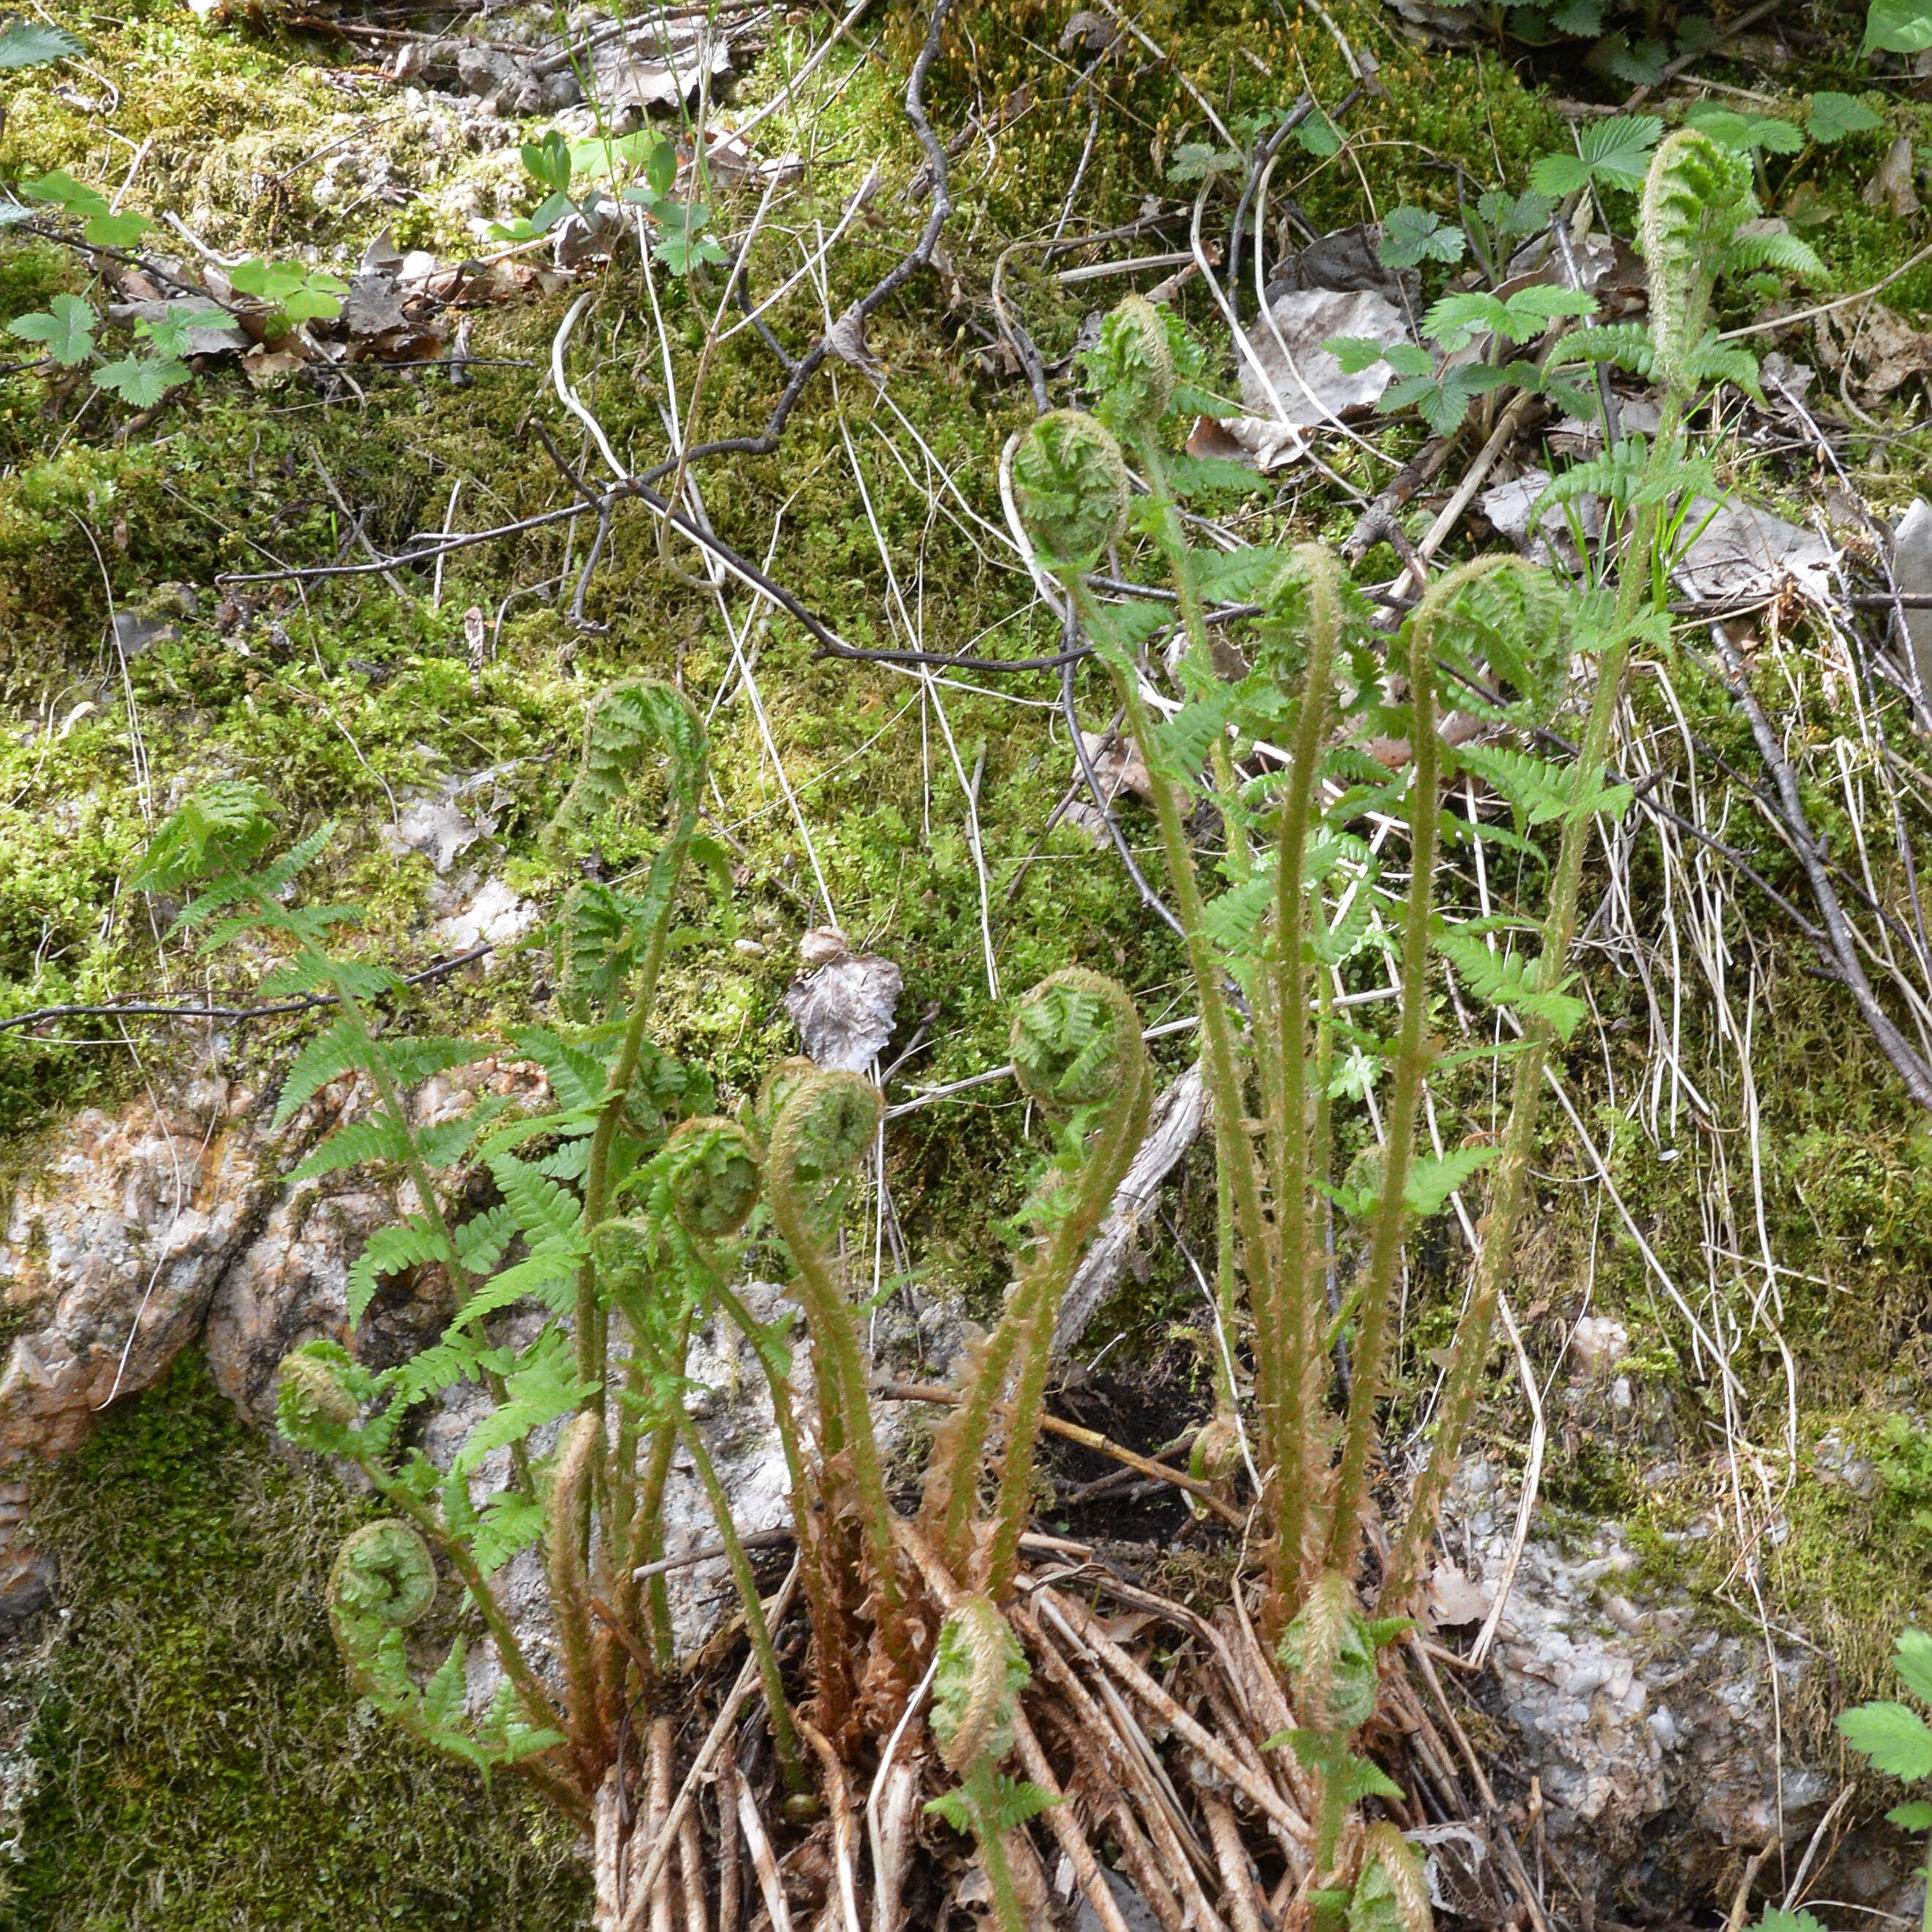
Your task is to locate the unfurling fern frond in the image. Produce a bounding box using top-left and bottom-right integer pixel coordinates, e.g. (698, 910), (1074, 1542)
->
(551, 677), (709, 837)
(1639, 129), (1755, 393)
(275, 1340), (367, 1449)
(929, 1596), (1030, 1774)
(1278, 1571), (1411, 1733)
(1087, 293), (1176, 437)
(1350, 1822), (1435, 1932)
(1009, 969), (1143, 1114)
(556, 880), (643, 1021)
(329, 1519), (437, 1657)
(925, 1597), (1052, 1932)
(1008, 409), (1131, 570)
(660, 1117), (762, 1241)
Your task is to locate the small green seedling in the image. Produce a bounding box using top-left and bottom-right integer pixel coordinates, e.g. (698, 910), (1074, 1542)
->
(227, 259), (350, 326)
(1378, 206), (1465, 269)
(1529, 114), (1661, 197)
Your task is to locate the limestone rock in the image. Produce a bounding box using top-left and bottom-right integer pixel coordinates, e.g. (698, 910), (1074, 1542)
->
(0, 1095), (271, 1466)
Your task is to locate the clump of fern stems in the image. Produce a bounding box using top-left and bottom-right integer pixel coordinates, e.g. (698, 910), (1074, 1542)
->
(110, 126), (1824, 1932)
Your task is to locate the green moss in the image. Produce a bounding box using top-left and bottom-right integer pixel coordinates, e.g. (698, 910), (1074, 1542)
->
(0, 1353), (588, 1931)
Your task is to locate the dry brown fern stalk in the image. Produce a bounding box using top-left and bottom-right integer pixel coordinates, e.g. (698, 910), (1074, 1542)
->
(107, 125), (1815, 1932)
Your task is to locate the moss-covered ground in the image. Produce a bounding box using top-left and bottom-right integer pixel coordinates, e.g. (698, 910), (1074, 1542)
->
(6, 0), (1932, 1918)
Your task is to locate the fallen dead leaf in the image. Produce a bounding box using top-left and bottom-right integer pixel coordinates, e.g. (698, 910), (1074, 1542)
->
(1816, 301), (1932, 401)
(1675, 497), (1836, 605)
(784, 952), (902, 1071)
(1427, 1561), (1493, 1629)
(1863, 134), (1922, 220)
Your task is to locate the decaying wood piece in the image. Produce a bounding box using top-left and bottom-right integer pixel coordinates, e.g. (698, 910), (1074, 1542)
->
(1051, 1060), (1207, 1355)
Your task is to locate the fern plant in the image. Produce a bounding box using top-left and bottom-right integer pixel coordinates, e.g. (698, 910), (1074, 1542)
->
(129, 658), (1163, 1909)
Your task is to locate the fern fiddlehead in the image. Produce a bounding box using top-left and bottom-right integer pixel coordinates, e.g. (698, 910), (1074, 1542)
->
(1323, 559), (1543, 1580)
(1014, 404), (1282, 1595)
(1637, 129), (1754, 399)
(929, 971), (1151, 1596)
(766, 1069), (910, 1672)
(1257, 544), (1344, 1596)
(927, 1597), (1051, 1932)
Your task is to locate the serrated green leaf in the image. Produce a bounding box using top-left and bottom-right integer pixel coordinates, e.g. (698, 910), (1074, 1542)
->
(1294, 110), (1340, 157)
(422, 1639), (469, 1730)
(1890, 1800), (1932, 1831)
(1379, 206), (1465, 269)
(346, 1217), (455, 1326)
(1839, 1701), (1932, 1779)
(1324, 335), (1389, 375)
(91, 354), (190, 405)
(286, 1114), (412, 1183)
(0, 19), (80, 66)
(1405, 1146), (1496, 1215)
(1808, 91), (1884, 142)
(1896, 1628), (1932, 1704)
(7, 292), (96, 366)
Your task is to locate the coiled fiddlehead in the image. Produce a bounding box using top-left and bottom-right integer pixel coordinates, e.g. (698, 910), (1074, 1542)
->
(1008, 409), (1131, 571)
(275, 1342), (362, 1441)
(927, 1598), (1045, 1932)
(766, 1069), (908, 1669)
(328, 1519), (439, 1713)
(332, 1518), (438, 1631)
(929, 972), (1151, 1595)
(1010, 967), (1144, 1112)
(661, 1117), (762, 1241)
(1087, 294), (1175, 439)
(1638, 129), (1754, 398)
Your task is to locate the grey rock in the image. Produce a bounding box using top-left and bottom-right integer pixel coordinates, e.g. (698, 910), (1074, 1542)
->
(1074, 1865), (1162, 1932)
(1893, 498), (1932, 712)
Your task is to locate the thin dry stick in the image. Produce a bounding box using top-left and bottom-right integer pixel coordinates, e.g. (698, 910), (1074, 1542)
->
(1008, 1706), (1136, 1932)
(648, 1718), (676, 1932)
(1019, 1618), (1188, 1932)
(867, 1651), (939, 1932)
(717, 1735), (742, 1932)
(1203, 1795), (1270, 1932)
(678, 1805), (710, 1932)
(736, 1781), (793, 1932)
(880, 1381), (1245, 1526)
(619, 1562), (802, 1930)
(799, 1721), (863, 1932)
(1405, 1638), (1552, 1932)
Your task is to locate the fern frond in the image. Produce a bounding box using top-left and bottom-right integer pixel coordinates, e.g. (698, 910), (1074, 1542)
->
(508, 1025), (610, 1112)
(346, 1216), (453, 1326)
(286, 1114), (412, 1182)
(1550, 323), (1656, 375)
(488, 1150), (585, 1250)
(271, 1019), (365, 1128)
(551, 677), (709, 835)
